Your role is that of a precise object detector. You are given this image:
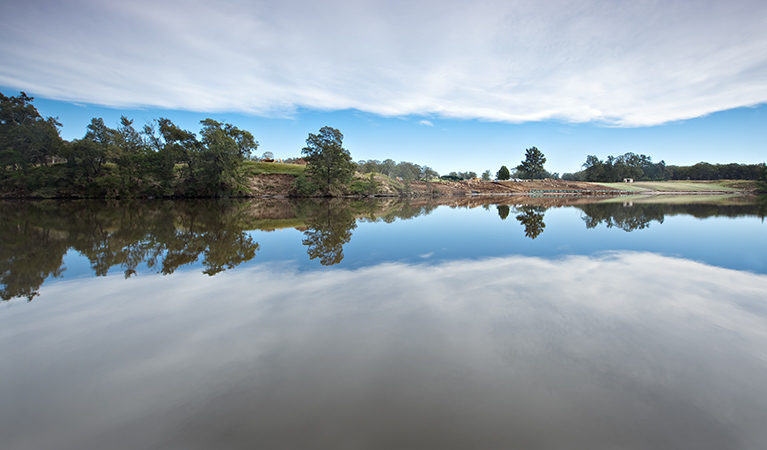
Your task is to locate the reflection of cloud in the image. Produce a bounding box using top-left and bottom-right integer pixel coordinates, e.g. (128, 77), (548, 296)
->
(1, 1), (766, 125)
(3, 252), (767, 449)
(419, 252), (433, 258)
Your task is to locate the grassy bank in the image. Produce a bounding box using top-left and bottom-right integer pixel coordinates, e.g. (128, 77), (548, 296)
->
(243, 161), (306, 176)
(595, 180), (748, 192)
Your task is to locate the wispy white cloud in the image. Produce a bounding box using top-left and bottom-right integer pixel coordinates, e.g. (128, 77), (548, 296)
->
(418, 120), (434, 127)
(1, 0), (766, 126)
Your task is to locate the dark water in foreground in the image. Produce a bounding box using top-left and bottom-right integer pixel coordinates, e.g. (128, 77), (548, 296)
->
(1, 196), (766, 449)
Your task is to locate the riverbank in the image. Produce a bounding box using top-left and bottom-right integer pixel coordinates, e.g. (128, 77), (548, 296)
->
(248, 174), (627, 198)
(249, 174), (758, 198)
(0, 163), (760, 198)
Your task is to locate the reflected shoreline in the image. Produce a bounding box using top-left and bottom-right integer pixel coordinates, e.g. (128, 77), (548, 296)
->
(1, 195), (765, 301)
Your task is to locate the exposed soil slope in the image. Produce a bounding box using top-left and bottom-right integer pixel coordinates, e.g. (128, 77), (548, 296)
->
(410, 179), (619, 196)
(247, 174), (621, 197)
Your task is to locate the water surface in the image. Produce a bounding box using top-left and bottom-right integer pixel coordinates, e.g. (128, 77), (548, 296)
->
(1, 196), (766, 449)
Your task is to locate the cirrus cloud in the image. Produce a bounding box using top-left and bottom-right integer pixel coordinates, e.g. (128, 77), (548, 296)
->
(1, 0), (766, 126)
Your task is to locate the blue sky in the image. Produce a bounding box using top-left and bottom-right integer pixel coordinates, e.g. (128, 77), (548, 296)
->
(1, 0), (765, 175)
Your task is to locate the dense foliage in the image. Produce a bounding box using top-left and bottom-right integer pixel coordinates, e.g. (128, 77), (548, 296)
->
(356, 158), (439, 181)
(301, 127), (355, 195)
(1, 92), (257, 198)
(0, 92), (64, 173)
(516, 147), (548, 179)
(563, 152), (766, 183)
(495, 147), (558, 180)
(445, 170), (478, 180)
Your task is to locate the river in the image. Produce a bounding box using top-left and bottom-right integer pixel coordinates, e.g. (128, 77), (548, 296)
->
(1, 196), (766, 449)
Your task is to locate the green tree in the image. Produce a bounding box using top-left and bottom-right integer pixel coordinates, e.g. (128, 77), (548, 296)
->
(65, 117), (117, 191)
(482, 170), (492, 181)
(380, 158), (396, 177)
(290, 173), (319, 196)
(581, 155), (605, 181)
(114, 116), (151, 193)
(197, 119), (258, 196)
(357, 159), (382, 174)
(497, 165), (511, 180)
(301, 126), (354, 195)
(0, 92), (63, 172)
(421, 165), (439, 180)
(516, 147), (547, 179)
(757, 163), (767, 193)
(393, 161), (422, 181)
(156, 117), (201, 186)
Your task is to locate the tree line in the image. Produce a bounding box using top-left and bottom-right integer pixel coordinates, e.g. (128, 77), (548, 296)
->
(3, 92), (764, 198)
(1, 92), (259, 197)
(563, 152), (766, 182)
(356, 159), (439, 180)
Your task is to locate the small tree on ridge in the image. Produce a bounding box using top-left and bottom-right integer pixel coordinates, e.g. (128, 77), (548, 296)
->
(497, 165), (511, 180)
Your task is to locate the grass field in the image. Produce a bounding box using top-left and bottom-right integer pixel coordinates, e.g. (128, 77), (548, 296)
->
(595, 181), (746, 192)
(243, 161), (306, 176)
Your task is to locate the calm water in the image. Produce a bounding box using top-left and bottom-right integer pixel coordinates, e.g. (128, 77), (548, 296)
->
(1, 196), (766, 449)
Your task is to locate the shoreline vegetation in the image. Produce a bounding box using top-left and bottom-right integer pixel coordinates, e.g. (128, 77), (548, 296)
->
(1, 158), (760, 199)
(1, 92), (765, 199)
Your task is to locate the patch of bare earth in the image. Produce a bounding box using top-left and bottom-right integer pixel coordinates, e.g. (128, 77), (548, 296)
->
(248, 174), (296, 197)
(409, 179), (620, 196)
(247, 173), (620, 198)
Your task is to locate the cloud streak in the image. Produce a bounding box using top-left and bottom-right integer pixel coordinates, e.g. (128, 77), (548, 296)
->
(1, 0), (766, 126)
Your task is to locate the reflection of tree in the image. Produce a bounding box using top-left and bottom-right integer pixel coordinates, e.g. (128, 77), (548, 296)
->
(297, 197), (438, 265)
(359, 198), (438, 224)
(300, 199), (357, 265)
(0, 200), (260, 301)
(0, 197), (442, 300)
(515, 206), (546, 239)
(60, 200), (260, 277)
(577, 201), (767, 232)
(578, 203), (664, 231)
(154, 203), (260, 276)
(0, 203), (68, 300)
(497, 205), (510, 220)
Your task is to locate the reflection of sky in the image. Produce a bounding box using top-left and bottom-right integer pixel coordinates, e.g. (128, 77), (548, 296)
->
(252, 205), (766, 273)
(37, 202), (767, 290)
(2, 252), (767, 449)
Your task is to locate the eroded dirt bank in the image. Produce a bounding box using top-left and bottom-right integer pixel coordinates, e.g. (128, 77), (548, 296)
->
(249, 174), (621, 197)
(408, 179), (619, 196)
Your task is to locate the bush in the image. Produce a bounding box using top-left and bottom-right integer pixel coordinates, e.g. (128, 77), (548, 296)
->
(349, 174), (378, 195)
(290, 173), (319, 196)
